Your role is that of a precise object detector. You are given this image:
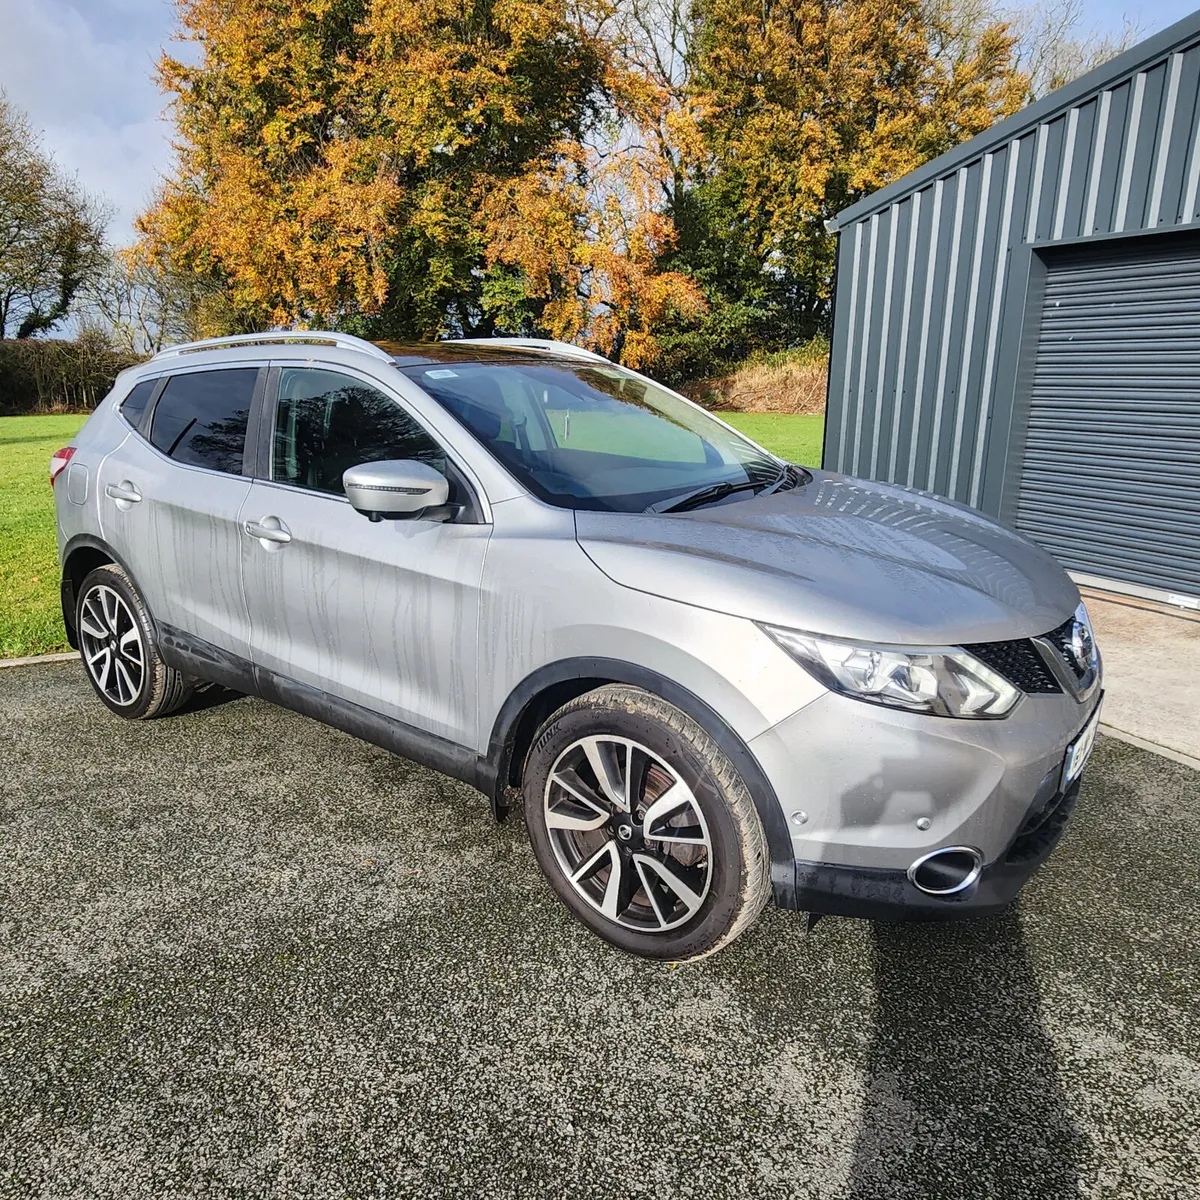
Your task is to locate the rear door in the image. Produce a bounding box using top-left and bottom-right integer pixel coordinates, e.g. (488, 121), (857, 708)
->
(97, 365), (263, 659)
(240, 364), (491, 747)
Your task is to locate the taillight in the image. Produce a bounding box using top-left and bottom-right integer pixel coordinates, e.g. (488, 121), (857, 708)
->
(50, 446), (75, 486)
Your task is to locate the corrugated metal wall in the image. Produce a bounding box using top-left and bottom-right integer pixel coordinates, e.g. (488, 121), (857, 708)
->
(825, 15), (1200, 522)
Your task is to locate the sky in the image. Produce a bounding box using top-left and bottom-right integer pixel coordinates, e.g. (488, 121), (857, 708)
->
(0, 0), (179, 245)
(0, 0), (1197, 250)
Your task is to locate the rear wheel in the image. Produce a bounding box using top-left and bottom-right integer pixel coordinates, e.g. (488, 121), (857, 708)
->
(76, 564), (193, 719)
(522, 685), (770, 960)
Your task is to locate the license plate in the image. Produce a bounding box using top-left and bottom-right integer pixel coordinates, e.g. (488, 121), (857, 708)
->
(1062, 700), (1103, 787)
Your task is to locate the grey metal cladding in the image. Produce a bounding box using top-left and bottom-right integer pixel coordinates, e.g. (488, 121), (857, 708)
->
(1015, 234), (1200, 596)
(827, 10), (1200, 516)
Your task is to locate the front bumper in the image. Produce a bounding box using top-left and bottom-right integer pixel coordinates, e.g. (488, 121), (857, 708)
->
(750, 686), (1100, 920)
(772, 771), (1081, 920)
(750, 685), (1099, 868)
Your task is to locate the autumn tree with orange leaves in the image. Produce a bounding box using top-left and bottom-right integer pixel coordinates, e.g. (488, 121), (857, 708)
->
(652, 0), (1029, 377)
(138, 0), (704, 365)
(140, 0), (1028, 373)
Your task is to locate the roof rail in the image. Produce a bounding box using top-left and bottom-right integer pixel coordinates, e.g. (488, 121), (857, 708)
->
(447, 337), (609, 363)
(154, 331), (395, 364)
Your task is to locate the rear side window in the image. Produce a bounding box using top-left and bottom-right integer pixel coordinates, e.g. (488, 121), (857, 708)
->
(119, 379), (156, 433)
(150, 369), (258, 475)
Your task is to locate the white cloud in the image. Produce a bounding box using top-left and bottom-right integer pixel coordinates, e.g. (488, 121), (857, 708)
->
(0, 0), (178, 246)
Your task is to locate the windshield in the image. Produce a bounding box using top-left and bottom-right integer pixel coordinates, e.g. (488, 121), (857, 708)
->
(400, 359), (783, 512)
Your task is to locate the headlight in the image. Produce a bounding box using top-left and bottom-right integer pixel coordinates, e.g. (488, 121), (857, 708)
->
(760, 625), (1021, 719)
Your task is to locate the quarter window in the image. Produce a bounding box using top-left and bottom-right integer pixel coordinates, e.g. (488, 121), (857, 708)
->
(272, 368), (446, 496)
(119, 379), (156, 434)
(149, 369), (257, 475)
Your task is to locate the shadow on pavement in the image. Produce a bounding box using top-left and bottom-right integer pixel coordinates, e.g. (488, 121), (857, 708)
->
(179, 681), (246, 714)
(847, 907), (1085, 1199)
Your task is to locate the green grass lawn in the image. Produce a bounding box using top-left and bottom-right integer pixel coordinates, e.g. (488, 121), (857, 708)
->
(0, 410), (824, 660)
(1, 414), (88, 658)
(541, 409), (825, 469)
(721, 412), (825, 467)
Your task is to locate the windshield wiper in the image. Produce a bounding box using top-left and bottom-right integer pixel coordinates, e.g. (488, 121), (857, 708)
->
(760, 462), (801, 495)
(645, 464), (790, 515)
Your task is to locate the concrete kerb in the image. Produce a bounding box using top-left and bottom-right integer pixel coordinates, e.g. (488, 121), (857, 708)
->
(1098, 724), (1200, 773)
(0, 651), (77, 669)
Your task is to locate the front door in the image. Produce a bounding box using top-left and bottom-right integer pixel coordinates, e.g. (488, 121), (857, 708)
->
(96, 365), (260, 659)
(240, 365), (491, 748)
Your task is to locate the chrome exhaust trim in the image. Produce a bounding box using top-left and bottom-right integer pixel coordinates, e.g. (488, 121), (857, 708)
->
(907, 846), (983, 896)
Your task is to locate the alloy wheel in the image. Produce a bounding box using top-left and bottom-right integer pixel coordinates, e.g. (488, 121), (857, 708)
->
(543, 735), (713, 932)
(78, 584), (145, 707)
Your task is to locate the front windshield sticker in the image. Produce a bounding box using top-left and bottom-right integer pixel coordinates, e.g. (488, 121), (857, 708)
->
(425, 369), (459, 379)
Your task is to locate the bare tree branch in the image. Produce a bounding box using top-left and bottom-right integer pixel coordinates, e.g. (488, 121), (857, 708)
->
(0, 92), (108, 338)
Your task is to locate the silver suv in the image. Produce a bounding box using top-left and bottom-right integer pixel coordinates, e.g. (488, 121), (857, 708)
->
(52, 332), (1102, 959)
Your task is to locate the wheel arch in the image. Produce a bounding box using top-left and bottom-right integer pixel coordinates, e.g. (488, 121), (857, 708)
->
(60, 535), (147, 650)
(485, 657), (792, 889)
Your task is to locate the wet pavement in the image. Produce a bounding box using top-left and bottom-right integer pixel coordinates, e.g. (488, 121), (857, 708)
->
(1, 662), (1197, 1199)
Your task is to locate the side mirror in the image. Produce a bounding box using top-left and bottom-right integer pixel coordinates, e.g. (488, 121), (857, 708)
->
(342, 459), (450, 521)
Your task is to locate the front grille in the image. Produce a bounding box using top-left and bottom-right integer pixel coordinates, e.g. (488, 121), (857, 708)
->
(1044, 615), (1081, 675)
(963, 637), (1062, 694)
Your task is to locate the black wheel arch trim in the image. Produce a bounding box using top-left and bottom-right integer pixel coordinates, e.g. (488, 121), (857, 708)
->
(484, 657), (794, 895)
(60, 534), (154, 651)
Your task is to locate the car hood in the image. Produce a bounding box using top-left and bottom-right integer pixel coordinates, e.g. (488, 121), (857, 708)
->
(574, 471), (1079, 645)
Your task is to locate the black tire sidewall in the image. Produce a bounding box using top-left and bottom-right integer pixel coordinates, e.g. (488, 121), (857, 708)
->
(76, 566), (160, 719)
(523, 698), (752, 960)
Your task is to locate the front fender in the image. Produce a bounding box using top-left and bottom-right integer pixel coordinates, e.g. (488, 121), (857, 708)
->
(485, 656), (797, 900)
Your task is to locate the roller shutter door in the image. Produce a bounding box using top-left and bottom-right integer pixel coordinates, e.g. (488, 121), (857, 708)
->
(1016, 234), (1200, 601)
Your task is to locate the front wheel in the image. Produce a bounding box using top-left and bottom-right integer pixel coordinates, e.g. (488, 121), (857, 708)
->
(522, 685), (770, 961)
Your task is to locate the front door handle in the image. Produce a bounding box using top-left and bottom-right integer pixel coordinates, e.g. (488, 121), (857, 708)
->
(105, 481), (142, 505)
(244, 516), (292, 545)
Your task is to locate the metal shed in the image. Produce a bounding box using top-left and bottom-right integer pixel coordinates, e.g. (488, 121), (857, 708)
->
(824, 11), (1200, 608)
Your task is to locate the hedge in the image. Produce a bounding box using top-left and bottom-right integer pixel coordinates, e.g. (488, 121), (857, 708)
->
(0, 335), (145, 416)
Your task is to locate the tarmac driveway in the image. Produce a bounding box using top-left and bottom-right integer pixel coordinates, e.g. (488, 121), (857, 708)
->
(1, 663), (1197, 1199)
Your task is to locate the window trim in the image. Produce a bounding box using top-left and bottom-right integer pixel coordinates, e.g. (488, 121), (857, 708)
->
(248, 364), (281, 480)
(258, 360), (489, 523)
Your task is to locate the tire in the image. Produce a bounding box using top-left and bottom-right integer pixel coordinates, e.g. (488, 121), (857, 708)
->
(75, 564), (194, 720)
(522, 684), (771, 961)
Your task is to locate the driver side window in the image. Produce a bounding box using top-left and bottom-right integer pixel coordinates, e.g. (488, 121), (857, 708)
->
(272, 368), (446, 496)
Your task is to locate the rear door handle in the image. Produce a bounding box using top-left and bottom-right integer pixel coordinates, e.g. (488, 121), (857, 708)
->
(105, 482), (142, 504)
(244, 516), (292, 545)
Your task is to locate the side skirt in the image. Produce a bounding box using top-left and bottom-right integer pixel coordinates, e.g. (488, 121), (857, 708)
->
(158, 624), (490, 794)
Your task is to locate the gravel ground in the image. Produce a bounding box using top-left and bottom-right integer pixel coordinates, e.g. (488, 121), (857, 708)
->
(1, 662), (1198, 1199)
